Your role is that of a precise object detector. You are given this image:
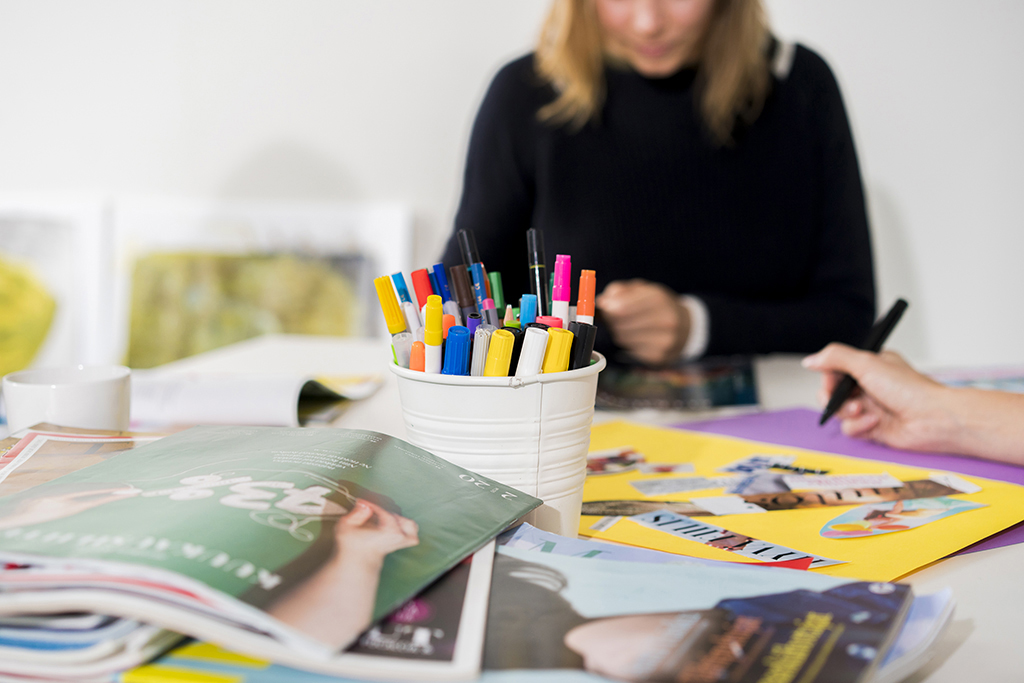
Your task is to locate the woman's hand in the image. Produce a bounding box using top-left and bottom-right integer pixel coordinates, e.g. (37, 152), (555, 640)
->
(596, 280), (690, 366)
(802, 343), (966, 454)
(333, 500), (419, 567)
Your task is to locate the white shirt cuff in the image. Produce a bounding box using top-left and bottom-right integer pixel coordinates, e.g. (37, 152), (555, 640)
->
(679, 295), (709, 361)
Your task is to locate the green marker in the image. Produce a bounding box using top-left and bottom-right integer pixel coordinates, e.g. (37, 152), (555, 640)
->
(488, 271), (505, 311)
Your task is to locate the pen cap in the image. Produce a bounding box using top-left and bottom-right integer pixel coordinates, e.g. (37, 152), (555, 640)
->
(501, 325), (524, 372)
(441, 326), (471, 376)
(535, 315), (563, 328)
(525, 321), (550, 331)
(576, 270), (596, 318)
(449, 265), (476, 311)
(542, 327), (574, 373)
(519, 294), (538, 326)
(484, 328), (515, 377)
(488, 271), (505, 310)
(374, 276), (406, 335)
(482, 297), (501, 327)
(553, 254), (571, 301)
(391, 272), (413, 304)
(409, 341), (425, 372)
(467, 312), (482, 336)
(432, 263), (452, 302)
(391, 331), (413, 368)
(442, 299), (463, 327)
(457, 229), (481, 266)
(410, 269), (434, 308)
(424, 295), (443, 346)
(567, 321), (597, 370)
(470, 326), (493, 376)
(515, 326), (549, 377)
(442, 314), (456, 339)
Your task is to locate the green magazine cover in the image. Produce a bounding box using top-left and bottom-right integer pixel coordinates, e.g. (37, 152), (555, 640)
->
(0, 426), (539, 666)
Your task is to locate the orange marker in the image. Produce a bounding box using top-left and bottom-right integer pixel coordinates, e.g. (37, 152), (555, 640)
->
(442, 314), (456, 339)
(576, 270), (596, 325)
(410, 341), (426, 372)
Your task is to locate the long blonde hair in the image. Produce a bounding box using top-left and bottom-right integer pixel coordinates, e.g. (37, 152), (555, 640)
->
(535, 0), (771, 145)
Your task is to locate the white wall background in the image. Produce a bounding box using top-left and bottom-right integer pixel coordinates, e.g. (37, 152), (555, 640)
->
(0, 0), (1021, 366)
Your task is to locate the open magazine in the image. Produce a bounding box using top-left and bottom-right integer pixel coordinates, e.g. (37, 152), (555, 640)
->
(0, 424), (539, 680)
(130, 372), (383, 428)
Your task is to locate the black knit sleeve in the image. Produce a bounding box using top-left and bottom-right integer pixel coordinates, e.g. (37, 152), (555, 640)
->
(440, 56), (541, 287)
(700, 48), (876, 356)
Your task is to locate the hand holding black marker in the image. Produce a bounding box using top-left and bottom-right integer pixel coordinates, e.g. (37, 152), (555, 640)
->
(819, 298), (909, 425)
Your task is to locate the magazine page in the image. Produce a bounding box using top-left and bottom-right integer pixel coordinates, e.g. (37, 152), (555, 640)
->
(131, 372), (382, 428)
(483, 545), (911, 683)
(123, 541), (496, 682)
(0, 426), (539, 671)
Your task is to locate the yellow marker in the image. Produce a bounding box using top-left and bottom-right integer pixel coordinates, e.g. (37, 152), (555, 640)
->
(424, 294), (444, 373)
(374, 276), (406, 335)
(542, 327), (573, 373)
(483, 328), (515, 377)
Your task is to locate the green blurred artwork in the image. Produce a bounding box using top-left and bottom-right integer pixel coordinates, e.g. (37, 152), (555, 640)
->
(0, 255), (56, 376)
(128, 252), (356, 368)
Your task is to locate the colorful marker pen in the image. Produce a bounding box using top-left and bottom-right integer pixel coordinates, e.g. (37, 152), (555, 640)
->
(467, 312), (482, 337)
(526, 228), (550, 317)
(488, 271), (505, 311)
(374, 276), (406, 336)
(449, 265), (477, 319)
(515, 326), (549, 377)
(470, 327), (493, 376)
(428, 270), (441, 300)
(542, 327), (574, 373)
(470, 262), (488, 311)
(519, 294), (538, 326)
(443, 300), (463, 327)
(410, 341), (425, 372)
(551, 254), (571, 329)
(484, 329), (515, 377)
(392, 331), (413, 369)
(424, 295), (443, 374)
(410, 269), (434, 310)
(501, 325), (524, 371)
(391, 272), (421, 333)
(441, 326), (471, 376)
(503, 304), (519, 328)
(576, 270), (596, 325)
(535, 315), (563, 328)
(481, 298), (501, 327)
(432, 263), (452, 302)
(568, 320), (597, 370)
(442, 314), (456, 340)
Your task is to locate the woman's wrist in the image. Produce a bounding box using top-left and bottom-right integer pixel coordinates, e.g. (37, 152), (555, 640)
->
(943, 387), (1024, 463)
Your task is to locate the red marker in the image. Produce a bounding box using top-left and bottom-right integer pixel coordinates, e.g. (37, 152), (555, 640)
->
(535, 315), (563, 329)
(442, 314), (456, 339)
(576, 270), (596, 325)
(410, 269), (435, 310)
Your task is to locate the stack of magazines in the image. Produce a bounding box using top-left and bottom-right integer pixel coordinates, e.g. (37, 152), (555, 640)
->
(0, 424), (954, 683)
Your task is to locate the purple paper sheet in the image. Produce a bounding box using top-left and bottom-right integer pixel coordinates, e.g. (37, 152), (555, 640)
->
(677, 408), (1024, 555)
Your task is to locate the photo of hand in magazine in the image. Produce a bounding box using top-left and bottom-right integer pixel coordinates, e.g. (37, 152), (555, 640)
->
(0, 478), (420, 652)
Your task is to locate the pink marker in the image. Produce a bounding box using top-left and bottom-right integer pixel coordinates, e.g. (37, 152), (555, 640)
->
(481, 298), (501, 327)
(551, 254), (571, 329)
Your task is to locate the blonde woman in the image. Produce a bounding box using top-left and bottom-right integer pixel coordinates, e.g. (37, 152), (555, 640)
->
(441, 0), (875, 366)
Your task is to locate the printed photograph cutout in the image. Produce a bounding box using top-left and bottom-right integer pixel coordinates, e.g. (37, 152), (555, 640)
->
(821, 497), (986, 539)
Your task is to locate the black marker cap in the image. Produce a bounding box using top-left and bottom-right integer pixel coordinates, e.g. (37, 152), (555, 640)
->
(568, 321), (597, 370)
(501, 326), (525, 372)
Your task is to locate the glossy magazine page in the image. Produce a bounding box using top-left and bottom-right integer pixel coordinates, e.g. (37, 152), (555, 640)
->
(0, 426), (538, 676)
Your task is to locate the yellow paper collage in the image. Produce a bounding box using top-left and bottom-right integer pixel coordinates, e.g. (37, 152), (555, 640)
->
(581, 421), (1024, 582)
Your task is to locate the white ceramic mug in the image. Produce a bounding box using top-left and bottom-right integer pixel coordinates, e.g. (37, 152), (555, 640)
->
(2, 365), (131, 434)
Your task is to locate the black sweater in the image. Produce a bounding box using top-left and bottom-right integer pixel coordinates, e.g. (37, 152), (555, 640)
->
(441, 45), (875, 358)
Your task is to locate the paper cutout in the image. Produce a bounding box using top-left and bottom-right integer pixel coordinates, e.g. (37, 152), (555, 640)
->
(635, 462), (696, 474)
(783, 473), (903, 491)
(719, 454), (795, 473)
(724, 472), (789, 495)
(631, 510), (845, 568)
(689, 496), (766, 516)
(928, 472), (982, 494)
(629, 476), (735, 497)
(586, 447), (645, 476)
(822, 497), (987, 539)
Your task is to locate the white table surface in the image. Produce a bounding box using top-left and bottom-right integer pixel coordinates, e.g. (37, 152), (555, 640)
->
(154, 334), (1024, 682)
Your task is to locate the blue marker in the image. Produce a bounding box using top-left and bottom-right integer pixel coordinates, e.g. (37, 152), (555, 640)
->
(391, 273), (413, 304)
(441, 326), (471, 376)
(469, 262), (488, 310)
(432, 263), (452, 302)
(428, 270), (441, 300)
(519, 294), (538, 326)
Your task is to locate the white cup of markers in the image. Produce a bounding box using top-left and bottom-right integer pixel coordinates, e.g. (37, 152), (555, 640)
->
(374, 256), (598, 378)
